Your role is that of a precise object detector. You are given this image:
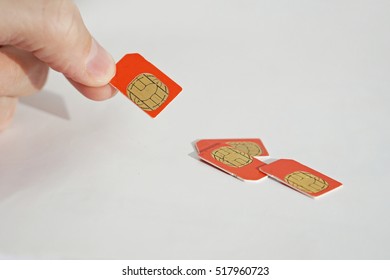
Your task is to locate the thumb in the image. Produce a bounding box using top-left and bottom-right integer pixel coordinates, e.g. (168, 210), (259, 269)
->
(0, 0), (115, 87)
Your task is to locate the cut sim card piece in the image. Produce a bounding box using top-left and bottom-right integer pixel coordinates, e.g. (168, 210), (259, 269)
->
(198, 143), (267, 181)
(260, 159), (342, 198)
(110, 53), (182, 118)
(227, 140), (268, 157)
(195, 138), (269, 157)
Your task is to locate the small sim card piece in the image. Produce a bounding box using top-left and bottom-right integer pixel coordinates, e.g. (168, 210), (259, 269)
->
(110, 53), (182, 118)
(198, 143), (267, 181)
(195, 138), (269, 157)
(260, 159), (342, 198)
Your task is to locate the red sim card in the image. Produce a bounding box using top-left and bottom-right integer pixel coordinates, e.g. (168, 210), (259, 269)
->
(198, 143), (267, 181)
(260, 159), (342, 198)
(110, 53), (182, 118)
(195, 138), (269, 157)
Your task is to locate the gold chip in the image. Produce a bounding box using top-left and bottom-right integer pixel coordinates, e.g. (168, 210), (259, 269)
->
(211, 146), (253, 168)
(227, 141), (263, 157)
(285, 171), (329, 193)
(127, 73), (169, 111)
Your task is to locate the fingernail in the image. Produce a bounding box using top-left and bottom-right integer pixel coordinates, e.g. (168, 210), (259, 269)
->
(86, 38), (116, 85)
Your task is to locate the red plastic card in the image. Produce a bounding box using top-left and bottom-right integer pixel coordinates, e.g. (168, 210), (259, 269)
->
(195, 138), (269, 157)
(198, 143), (267, 181)
(110, 53), (182, 118)
(260, 159), (342, 198)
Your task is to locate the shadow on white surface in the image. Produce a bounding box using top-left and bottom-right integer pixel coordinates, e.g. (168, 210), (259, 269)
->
(188, 150), (199, 161)
(188, 139), (201, 160)
(20, 90), (70, 120)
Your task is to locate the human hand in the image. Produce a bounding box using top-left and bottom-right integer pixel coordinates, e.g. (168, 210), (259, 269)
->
(0, 0), (117, 131)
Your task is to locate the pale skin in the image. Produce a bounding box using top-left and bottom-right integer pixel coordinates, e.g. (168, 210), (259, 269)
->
(0, 0), (117, 131)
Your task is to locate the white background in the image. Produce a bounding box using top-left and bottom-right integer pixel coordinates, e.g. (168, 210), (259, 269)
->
(0, 0), (389, 259)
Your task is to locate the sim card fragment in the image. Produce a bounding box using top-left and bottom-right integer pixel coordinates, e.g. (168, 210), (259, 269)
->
(195, 138), (269, 157)
(110, 53), (182, 118)
(194, 138), (342, 198)
(198, 142), (268, 182)
(196, 138), (268, 182)
(260, 159), (343, 198)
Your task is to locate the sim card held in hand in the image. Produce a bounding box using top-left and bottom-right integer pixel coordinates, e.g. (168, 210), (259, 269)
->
(260, 159), (342, 198)
(110, 53), (182, 118)
(198, 143), (268, 181)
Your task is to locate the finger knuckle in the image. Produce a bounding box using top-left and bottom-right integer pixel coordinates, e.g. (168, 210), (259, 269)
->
(43, 0), (82, 44)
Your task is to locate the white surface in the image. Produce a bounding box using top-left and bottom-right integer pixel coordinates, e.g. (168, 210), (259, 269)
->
(0, 0), (389, 259)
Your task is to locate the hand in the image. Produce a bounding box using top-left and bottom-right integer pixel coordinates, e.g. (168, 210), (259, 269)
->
(0, 0), (117, 131)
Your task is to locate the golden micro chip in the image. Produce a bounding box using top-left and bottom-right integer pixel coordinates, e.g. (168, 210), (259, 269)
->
(127, 73), (169, 111)
(285, 171), (329, 193)
(211, 146), (253, 168)
(227, 141), (263, 157)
